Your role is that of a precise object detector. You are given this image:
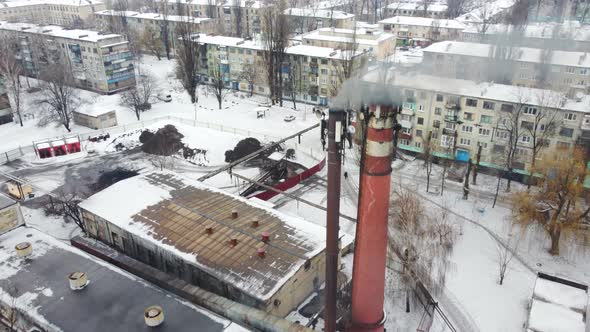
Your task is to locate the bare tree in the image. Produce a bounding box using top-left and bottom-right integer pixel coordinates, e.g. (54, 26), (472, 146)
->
(446, 0), (467, 18)
(239, 61), (258, 97)
(175, 15), (200, 104)
(36, 63), (80, 132)
(121, 73), (155, 120)
(159, 0), (173, 59)
(330, 24), (360, 97)
(423, 130), (435, 193)
(0, 36), (24, 126)
(261, 0), (290, 106)
(421, 0), (434, 17)
(141, 24), (164, 60)
(387, 186), (458, 312)
(44, 190), (87, 234)
(5, 284), (21, 332)
(207, 58), (231, 109)
(496, 225), (521, 285)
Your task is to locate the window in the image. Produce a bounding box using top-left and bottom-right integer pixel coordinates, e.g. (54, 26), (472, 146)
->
(466, 98), (477, 107)
(521, 121), (533, 130)
(480, 115), (492, 124)
(483, 101), (495, 110)
(304, 260), (311, 271)
(581, 68), (588, 75)
(461, 125), (473, 133)
(434, 107), (442, 115)
(524, 106), (537, 115)
(556, 141), (571, 150)
(415, 142), (422, 148)
(418, 105), (424, 111)
(419, 91), (427, 99)
(441, 134), (454, 147)
(521, 136), (531, 143)
(320, 68), (328, 75)
(478, 128), (491, 136)
(464, 112), (474, 121)
(566, 66), (575, 73)
(433, 120), (441, 128)
(493, 144), (505, 153)
(459, 138), (471, 146)
(564, 113), (577, 121)
(399, 139), (410, 145)
(436, 94), (443, 102)
(496, 130), (509, 139)
(416, 129), (423, 137)
(417, 117), (424, 125)
(559, 127), (574, 137)
(432, 131), (439, 139)
(501, 104), (513, 113)
(321, 59), (328, 65)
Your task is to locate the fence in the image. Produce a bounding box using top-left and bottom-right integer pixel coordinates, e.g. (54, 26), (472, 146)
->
(0, 116), (294, 165)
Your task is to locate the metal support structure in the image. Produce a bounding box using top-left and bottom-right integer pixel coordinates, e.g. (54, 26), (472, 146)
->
(350, 104), (395, 332)
(198, 124), (319, 182)
(325, 109), (346, 332)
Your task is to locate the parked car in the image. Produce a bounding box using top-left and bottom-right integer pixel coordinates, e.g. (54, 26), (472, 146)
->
(157, 93), (172, 102)
(284, 115), (296, 122)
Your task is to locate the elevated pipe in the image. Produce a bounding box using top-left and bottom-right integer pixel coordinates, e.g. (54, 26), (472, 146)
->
(350, 104), (395, 332)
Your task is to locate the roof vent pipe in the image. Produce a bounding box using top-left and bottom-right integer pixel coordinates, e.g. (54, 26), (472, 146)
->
(144, 306), (164, 327)
(229, 238), (238, 246)
(68, 272), (89, 290)
(257, 247), (266, 258)
(231, 210), (238, 219)
(205, 227), (214, 235)
(261, 231), (270, 242)
(251, 218), (259, 228)
(15, 242), (32, 258)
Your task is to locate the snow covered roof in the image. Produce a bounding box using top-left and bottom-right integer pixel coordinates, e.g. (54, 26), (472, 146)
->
(0, 0), (103, 8)
(0, 227), (246, 332)
(95, 10), (212, 24)
(74, 102), (117, 116)
(164, 0), (262, 8)
(194, 33), (365, 59)
(78, 172), (327, 301)
(527, 274), (589, 332)
(0, 193), (16, 210)
(456, 0), (515, 23)
(379, 16), (465, 30)
(302, 27), (395, 46)
(385, 2), (448, 12)
(363, 71), (590, 113)
(284, 8), (355, 20)
(462, 21), (590, 42)
(0, 21), (122, 42)
(423, 40), (590, 68)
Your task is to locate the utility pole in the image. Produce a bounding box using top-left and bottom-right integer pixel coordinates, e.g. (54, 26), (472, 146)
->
(325, 109), (346, 332)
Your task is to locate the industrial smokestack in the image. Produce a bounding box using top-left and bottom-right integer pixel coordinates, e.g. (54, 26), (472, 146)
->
(350, 104), (395, 332)
(324, 109), (347, 332)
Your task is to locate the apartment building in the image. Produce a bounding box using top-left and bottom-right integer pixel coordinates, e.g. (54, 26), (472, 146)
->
(364, 71), (589, 172)
(94, 10), (215, 53)
(0, 21), (135, 94)
(382, 1), (448, 18)
(0, 0), (105, 27)
(285, 8), (355, 33)
(194, 33), (368, 105)
(299, 27), (396, 60)
(165, 0), (263, 37)
(461, 21), (590, 52)
(379, 16), (464, 45)
(422, 41), (590, 93)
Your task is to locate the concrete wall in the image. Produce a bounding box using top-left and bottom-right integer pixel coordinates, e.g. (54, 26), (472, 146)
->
(0, 203), (24, 235)
(72, 110), (117, 129)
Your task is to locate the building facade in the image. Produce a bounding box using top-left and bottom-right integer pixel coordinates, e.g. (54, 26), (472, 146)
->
(164, 0), (263, 37)
(0, 21), (135, 94)
(0, 195), (24, 235)
(0, 94), (13, 125)
(379, 16), (464, 45)
(285, 8), (355, 33)
(382, 2), (448, 18)
(300, 27), (396, 60)
(364, 72), (589, 173)
(195, 33), (369, 105)
(0, 0), (105, 27)
(422, 41), (590, 93)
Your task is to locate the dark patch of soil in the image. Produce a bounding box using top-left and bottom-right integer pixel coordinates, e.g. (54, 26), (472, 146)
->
(93, 168), (139, 192)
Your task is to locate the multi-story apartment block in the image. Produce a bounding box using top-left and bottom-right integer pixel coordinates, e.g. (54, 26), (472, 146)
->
(379, 16), (464, 45)
(382, 1), (448, 18)
(0, 0), (105, 27)
(193, 33), (368, 105)
(94, 10), (215, 53)
(422, 41), (590, 93)
(165, 0), (262, 37)
(364, 72), (589, 173)
(0, 21), (135, 94)
(299, 27), (396, 60)
(461, 21), (590, 52)
(284, 8), (355, 33)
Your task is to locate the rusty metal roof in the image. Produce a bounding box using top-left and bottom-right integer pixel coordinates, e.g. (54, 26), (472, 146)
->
(80, 172), (326, 300)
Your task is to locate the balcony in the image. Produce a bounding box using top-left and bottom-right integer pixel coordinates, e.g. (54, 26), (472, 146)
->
(442, 128), (456, 135)
(582, 115), (590, 131)
(444, 115), (459, 122)
(399, 133), (412, 140)
(401, 102), (415, 115)
(400, 120), (412, 129)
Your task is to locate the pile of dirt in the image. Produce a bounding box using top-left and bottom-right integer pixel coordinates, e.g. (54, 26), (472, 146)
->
(141, 125), (185, 156)
(93, 168), (139, 192)
(224, 138), (263, 163)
